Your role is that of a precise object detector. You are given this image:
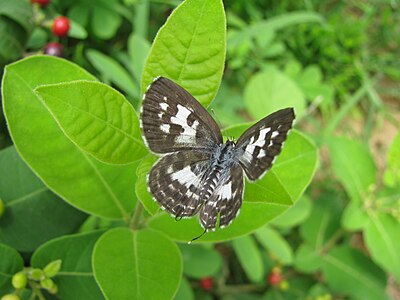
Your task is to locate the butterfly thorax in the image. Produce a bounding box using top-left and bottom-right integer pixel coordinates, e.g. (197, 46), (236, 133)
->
(199, 140), (237, 201)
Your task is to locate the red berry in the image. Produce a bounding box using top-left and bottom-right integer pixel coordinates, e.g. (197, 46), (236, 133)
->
(199, 277), (213, 291)
(44, 42), (63, 57)
(52, 16), (70, 37)
(267, 272), (282, 286)
(31, 0), (50, 6)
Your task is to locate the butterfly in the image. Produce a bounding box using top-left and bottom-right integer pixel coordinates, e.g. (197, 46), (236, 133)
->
(140, 77), (295, 234)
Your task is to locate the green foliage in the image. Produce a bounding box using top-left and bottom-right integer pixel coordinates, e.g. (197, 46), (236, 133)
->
(142, 0), (226, 107)
(35, 80), (147, 164)
(0, 0), (399, 299)
(31, 231), (105, 299)
(328, 136), (376, 203)
(180, 244), (222, 278)
(93, 228), (182, 300)
(66, 0), (123, 40)
(0, 0), (32, 67)
(244, 66), (306, 118)
(0, 243), (24, 294)
(232, 235), (264, 283)
(86, 50), (138, 99)
(0, 146), (87, 252)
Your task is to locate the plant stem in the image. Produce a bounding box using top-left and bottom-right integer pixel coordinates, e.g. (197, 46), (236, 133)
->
(218, 283), (265, 294)
(129, 201), (144, 230)
(320, 228), (345, 254)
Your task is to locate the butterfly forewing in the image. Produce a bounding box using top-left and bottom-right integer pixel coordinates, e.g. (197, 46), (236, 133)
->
(141, 77), (222, 154)
(235, 108), (295, 181)
(148, 150), (211, 218)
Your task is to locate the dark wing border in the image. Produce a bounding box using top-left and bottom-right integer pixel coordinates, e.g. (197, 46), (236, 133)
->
(235, 108), (295, 181)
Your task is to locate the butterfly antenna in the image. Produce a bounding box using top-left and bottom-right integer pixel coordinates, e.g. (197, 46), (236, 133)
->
(211, 109), (223, 130)
(188, 229), (207, 244)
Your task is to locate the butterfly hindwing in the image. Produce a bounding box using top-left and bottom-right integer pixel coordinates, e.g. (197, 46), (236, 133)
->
(148, 150), (211, 218)
(235, 108), (295, 181)
(141, 77), (223, 154)
(199, 164), (244, 230)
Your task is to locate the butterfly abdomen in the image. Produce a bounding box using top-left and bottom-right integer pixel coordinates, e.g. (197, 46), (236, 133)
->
(200, 141), (236, 201)
(200, 166), (223, 201)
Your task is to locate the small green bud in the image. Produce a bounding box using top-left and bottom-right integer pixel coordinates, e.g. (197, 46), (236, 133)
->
(43, 260), (62, 278)
(12, 271), (27, 289)
(41, 277), (55, 290)
(48, 283), (58, 294)
(0, 198), (5, 219)
(40, 278), (55, 290)
(279, 280), (289, 291)
(30, 268), (44, 281)
(1, 294), (21, 300)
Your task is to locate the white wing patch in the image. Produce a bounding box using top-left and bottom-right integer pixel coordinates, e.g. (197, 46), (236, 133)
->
(257, 149), (266, 159)
(160, 102), (169, 110)
(160, 124), (170, 133)
(271, 131), (279, 138)
(171, 165), (200, 188)
(172, 104), (200, 144)
(219, 182), (232, 200)
(245, 127), (271, 154)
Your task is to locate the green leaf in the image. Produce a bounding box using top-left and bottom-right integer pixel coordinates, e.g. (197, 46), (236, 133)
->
(270, 195), (311, 228)
(179, 244), (222, 278)
(35, 80), (147, 165)
(91, 3), (122, 40)
(0, 16), (26, 66)
(294, 243), (324, 273)
(2, 56), (137, 220)
(254, 226), (293, 265)
(68, 18), (88, 39)
(86, 49), (137, 98)
(174, 277), (194, 300)
(321, 246), (388, 300)
(228, 11), (324, 49)
(384, 133), (400, 187)
(327, 137), (376, 203)
(208, 82), (246, 127)
(295, 193), (342, 273)
(0, 243), (24, 295)
(27, 27), (48, 50)
(341, 200), (369, 231)
(300, 192), (341, 249)
(68, 3), (89, 28)
(364, 213), (400, 282)
(128, 34), (151, 84)
(297, 65), (322, 91)
(244, 67), (306, 119)
(232, 236), (264, 283)
(147, 129), (317, 242)
(0, 146), (87, 252)
(135, 155), (160, 215)
(93, 227), (182, 300)
(0, 0), (32, 32)
(31, 231), (105, 300)
(142, 0), (226, 107)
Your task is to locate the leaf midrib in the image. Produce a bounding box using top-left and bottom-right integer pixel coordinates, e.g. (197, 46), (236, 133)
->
(323, 254), (383, 294)
(39, 90), (145, 148)
(11, 70), (129, 219)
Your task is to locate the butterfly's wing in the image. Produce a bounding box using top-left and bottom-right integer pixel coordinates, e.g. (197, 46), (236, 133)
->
(199, 163), (244, 230)
(235, 108), (295, 181)
(141, 77), (223, 154)
(148, 150), (212, 218)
